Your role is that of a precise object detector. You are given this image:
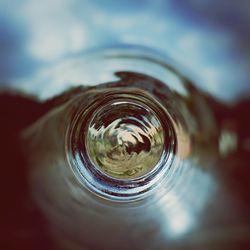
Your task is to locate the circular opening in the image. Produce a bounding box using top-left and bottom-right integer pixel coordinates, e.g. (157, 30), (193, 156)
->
(67, 88), (176, 201)
(86, 99), (164, 180)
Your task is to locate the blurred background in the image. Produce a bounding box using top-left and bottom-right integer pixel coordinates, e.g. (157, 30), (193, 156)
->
(0, 0), (250, 249)
(1, 0), (250, 101)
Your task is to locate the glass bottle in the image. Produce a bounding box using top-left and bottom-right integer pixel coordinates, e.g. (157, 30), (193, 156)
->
(20, 47), (250, 250)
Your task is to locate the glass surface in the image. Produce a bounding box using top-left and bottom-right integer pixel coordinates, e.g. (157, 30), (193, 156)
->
(19, 48), (250, 249)
(1, 1), (250, 249)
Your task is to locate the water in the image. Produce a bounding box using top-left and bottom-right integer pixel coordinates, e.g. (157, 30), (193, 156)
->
(13, 47), (250, 249)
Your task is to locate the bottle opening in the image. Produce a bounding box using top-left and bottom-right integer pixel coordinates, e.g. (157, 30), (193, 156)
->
(86, 99), (164, 180)
(67, 88), (176, 201)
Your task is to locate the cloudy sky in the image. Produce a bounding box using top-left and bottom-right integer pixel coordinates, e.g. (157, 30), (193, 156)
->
(0, 0), (249, 101)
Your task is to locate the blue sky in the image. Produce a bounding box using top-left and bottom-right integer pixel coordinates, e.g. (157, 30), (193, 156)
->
(0, 0), (249, 101)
